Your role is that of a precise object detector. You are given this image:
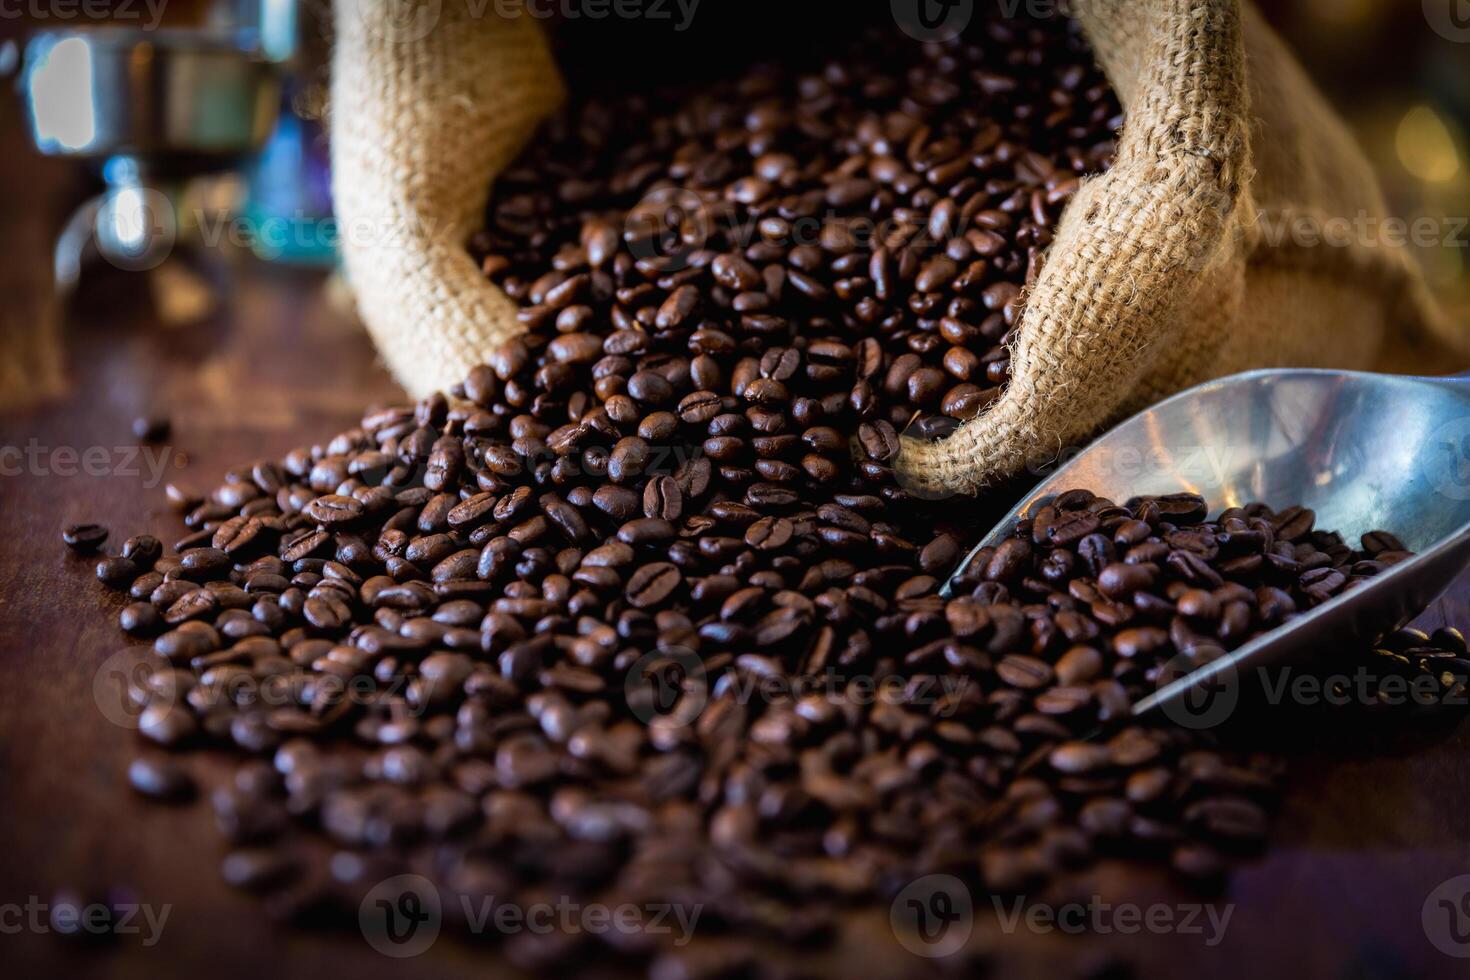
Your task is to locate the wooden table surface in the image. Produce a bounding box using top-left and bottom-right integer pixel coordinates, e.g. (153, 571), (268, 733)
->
(3, 120), (1470, 980)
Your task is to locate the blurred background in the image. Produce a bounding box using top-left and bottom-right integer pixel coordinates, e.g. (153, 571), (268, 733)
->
(1257, 0), (1470, 309)
(0, 0), (1466, 410)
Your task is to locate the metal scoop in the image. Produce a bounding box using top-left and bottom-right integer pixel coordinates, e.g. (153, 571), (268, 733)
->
(942, 369), (1470, 718)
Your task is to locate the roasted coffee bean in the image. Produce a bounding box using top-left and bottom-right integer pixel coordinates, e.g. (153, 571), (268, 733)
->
(119, 602), (161, 636)
(1098, 561), (1156, 598)
(221, 848), (300, 892)
(997, 655), (1053, 690)
(132, 415), (172, 443)
(857, 421), (900, 462)
(62, 523), (109, 554)
(1051, 742), (1112, 774)
(1050, 645), (1100, 685)
(304, 495), (364, 527)
(179, 547), (232, 580)
(138, 703), (198, 747)
(642, 475), (683, 521)
(155, 623), (221, 661)
(626, 563), (681, 609)
(128, 756), (195, 801)
(122, 534), (164, 567)
(745, 517), (794, 551)
(1172, 842), (1227, 880)
(1049, 512), (1100, 547)
(166, 588), (221, 625)
(96, 557), (140, 590)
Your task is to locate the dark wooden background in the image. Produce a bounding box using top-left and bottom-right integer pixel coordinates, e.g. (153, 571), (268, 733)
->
(3, 62), (1470, 980)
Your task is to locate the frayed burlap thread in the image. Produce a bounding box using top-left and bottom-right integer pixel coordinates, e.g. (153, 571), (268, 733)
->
(330, 0), (1457, 497)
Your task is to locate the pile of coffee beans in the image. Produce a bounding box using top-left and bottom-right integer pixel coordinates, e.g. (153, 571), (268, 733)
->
(74, 8), (1470, 977)
(85, 451), (1466, 969)
(470, 9), (1121, 442)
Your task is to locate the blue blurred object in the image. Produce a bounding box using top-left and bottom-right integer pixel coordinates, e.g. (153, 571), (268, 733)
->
(18, 0), (336, 282)
(243, 82), (336, 266)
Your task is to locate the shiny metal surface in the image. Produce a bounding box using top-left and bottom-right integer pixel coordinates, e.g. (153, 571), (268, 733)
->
(22, 21), (285, 292)
(944, 368), (1470, 716)
(22, 29), (279, 162)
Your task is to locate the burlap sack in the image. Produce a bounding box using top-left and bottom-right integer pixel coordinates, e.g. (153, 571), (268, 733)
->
(331, 0), (1460, 498)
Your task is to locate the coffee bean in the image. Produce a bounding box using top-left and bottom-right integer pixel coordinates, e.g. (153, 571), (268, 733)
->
(133, 415), (172, 443)
(744, 517), (794, 551)
(856, 421), (899, 462)
(642, 476), (683, 521)
(1098, 561), (1156, 598)
(122, 534), (163, 567)
(166, 588), (220, 625)
(626, 563), (681, 609)
(1171, 842), (1226, 880)
(986, 538), (1031, 582)
(178, 548), (232, 580)
(62, 523), (109, 554)
(301, 592), (349, 630)
(618, 519), (674, 547)
(213, 516), (266, 555)
(139, 703), (198, 747)
(281, 529), (330, 562)
(997, 655), (1053, 690)
(1049, 512), (1101, 546)
(447, 492), (498, 529)
(1151, 493), (1209, 524)
(627, 371), (673, 405)
(1055, 645), (1103, 685)
(608, 437), (650, 483)
(129, 756), (195, 801)
(221, 848), (300, 892)
(120, 602), (161, 636)
(1051, 742), (1111, 774)
(155, 623), (221, 661)
(304, 495), (364, 527)
(96, 557), (140, 590)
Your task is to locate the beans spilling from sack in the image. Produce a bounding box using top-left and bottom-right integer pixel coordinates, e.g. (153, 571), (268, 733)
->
(470, 12), (1120, 455)
(77, 9), (1468, 977)
(88, 464), (1463, 969)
